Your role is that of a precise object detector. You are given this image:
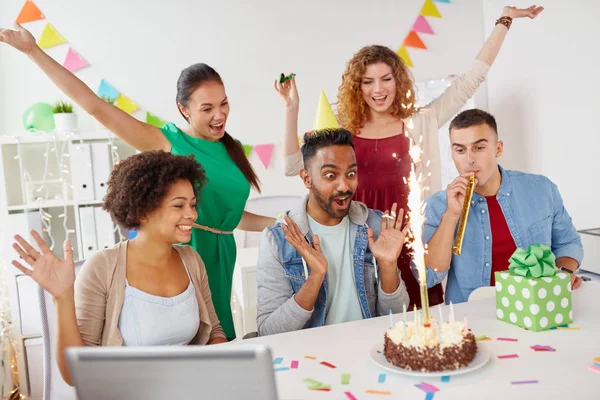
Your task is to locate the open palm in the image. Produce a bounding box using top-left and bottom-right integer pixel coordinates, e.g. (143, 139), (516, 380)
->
(0, 23), (37, 54)
(368, 204), (410, 264)
(12, 231), (75, 299)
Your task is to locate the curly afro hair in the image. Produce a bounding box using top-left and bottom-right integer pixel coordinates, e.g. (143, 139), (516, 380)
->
(102, 150), (207, 229)
(337, 45), (415, 135)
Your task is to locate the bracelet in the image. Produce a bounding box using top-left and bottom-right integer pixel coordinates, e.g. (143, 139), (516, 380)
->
(495, 16), (513, 30)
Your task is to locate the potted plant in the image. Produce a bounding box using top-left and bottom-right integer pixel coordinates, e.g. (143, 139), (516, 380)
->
(52, 100), (77, 132)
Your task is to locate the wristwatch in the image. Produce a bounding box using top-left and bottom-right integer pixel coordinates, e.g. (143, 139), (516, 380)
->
(557, 266), (574, 274)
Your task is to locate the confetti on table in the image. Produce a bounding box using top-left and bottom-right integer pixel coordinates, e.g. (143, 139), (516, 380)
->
(312, 387), (332, 391)
(305, 355), (317, 360)
(291, 360), (299, 369)
(378, 373), (387, 383)
(303, 378), (322, 386)
(497, 337), (518, 342)
(273, 357), (283, 365)
(594, 357), (600, 363)
(497, 354), (519, 359)
(415, 382), (440, 393)
(589, 365), (600, 375)
(425, 393), (435, 400)
(530, 345), (556, 352)
(557, 327), (580, 331)
(320, 361), (337, 369)
(594, 362), (600, 368)
(341, 373), (351, 385)
(366, 390), (391, 395)
(345, 392), (358, 400)
(511, 380), (539, 385)
(274, 367), (290, 372)
(476, 335), (491, 341)
(441, 376), (450, 382)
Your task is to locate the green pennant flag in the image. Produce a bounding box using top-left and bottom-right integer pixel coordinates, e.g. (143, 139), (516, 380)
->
(243, 144), (253, 157)
(146, 112), (167, 128)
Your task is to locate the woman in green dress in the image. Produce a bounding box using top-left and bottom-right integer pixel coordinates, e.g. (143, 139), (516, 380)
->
(0, 23), (275, 339)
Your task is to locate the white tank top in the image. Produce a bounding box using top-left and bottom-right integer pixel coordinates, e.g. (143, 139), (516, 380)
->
(118, 256), (200, 346)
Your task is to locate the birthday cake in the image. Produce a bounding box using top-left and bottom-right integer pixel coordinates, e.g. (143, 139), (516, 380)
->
(383, 319), (477, 372)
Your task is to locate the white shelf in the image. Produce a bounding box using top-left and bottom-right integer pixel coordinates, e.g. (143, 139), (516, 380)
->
(7, 199), (104, 211)
(0, 131), (118, 144)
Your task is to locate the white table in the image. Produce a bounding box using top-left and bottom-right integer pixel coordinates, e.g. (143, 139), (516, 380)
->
(242, 282), (600, 399)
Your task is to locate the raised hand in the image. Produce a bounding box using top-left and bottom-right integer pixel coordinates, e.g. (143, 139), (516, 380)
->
(273, 75), (300, 110)
(445, 173), (477, 220)
(12, 231), (75, 300)
(281, 216), (327, 277)
(368, 203), (410, 265)
(502, 5), (544, 19)
(0, 23), (38, 55)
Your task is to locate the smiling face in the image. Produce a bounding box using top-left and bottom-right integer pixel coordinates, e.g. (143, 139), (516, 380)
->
(450, 123), (503, 191)
(140, 179), (198, 244)
(360, 62), (397, 115)
(178, 81), (229, 142)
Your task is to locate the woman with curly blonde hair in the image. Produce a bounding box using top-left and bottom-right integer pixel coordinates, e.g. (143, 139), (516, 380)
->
(276, 5), (543, 308)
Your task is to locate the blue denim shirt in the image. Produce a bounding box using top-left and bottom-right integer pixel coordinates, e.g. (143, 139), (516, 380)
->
(256, 195), (409, 336)
(420, 166), (583, 304)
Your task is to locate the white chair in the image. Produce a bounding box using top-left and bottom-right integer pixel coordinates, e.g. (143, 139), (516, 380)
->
(38, 260), (84, 400)
(467, 286), (496, 302)
(231, 195), (302, 338)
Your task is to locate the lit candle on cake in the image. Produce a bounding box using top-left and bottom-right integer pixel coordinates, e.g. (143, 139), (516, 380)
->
(449, 301), (455, 325)
(407, 137), (430, 325)
(403, 302), (407, 324)
(438, 305), (444, 324)
(464, 316), (468, 333)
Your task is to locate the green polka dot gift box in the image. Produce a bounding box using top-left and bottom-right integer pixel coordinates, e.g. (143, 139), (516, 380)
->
(495, 244), (572, 332)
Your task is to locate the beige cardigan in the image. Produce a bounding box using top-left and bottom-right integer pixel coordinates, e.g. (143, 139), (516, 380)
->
(283, 60), (491, 194)
(74, 241), (226, 346)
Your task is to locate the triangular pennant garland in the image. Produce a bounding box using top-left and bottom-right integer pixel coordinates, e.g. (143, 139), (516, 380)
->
(420, 0), (443, 18)
(16, 0), (45, 24)
(243, 144), (253, 158)
(404, 31), (427, 49)
(63, 47), (89, 72)
(37, 23), (67, 49)
(116, 93), (139, 114)
(433, 0), (451, 3)
(254, 144), (275, 169)
(146, 112), (167, 128)
(97, 79), (119, 102)
(413, 15), (435, 34)
(397, 46), (414, 68)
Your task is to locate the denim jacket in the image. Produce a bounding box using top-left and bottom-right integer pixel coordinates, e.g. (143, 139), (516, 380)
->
(420, 166), (583, 304)
(257, 195), (409, 336)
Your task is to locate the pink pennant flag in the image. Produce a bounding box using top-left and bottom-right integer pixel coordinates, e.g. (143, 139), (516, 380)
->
(254, 144), (274, 169)
(63, 47), (89, 72)
(413, 15), (435, 34)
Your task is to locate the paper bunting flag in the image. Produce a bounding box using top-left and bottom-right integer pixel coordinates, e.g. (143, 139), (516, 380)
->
(63, 47), (88, 72)
(146, 112), (167, 128)
(413, 15), (435, 34)
(420, 0), (442, 18)
(254, 144), (274, 169)
(37, 23), (67, 49)
(16, 0), (45, 24)
(396, 46), (414, 68)
(433, 0), (451, 3)
(243, 144), (253, 158)
(97, 79), (119, 102)
(313, 90), (339, 131)
(404, 31), (427, 49)
(116, 93), (139, 114)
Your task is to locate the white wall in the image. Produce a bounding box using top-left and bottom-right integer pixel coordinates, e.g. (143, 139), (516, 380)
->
(483, 0), (600, 230)
(0, 0), (487, 198)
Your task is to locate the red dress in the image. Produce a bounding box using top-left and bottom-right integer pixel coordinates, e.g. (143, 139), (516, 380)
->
(353, 133), (444, 308)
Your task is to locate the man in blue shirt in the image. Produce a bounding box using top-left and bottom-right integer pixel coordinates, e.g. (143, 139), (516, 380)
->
(421, 109), (583, 304)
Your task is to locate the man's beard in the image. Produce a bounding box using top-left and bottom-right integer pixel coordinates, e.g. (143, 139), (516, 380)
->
(312, 186), (353, 219)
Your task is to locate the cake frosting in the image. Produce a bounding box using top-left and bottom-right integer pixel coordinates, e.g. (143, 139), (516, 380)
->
(383, 318), (477, 372)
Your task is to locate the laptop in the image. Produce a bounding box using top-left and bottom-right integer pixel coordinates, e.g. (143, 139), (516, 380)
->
(66, 344), (278, 400)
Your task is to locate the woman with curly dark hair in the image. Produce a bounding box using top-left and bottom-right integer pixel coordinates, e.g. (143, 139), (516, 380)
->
(11, 151), (227, 386)
(276, 5), (543, 308)
(0, 27), (276, 339)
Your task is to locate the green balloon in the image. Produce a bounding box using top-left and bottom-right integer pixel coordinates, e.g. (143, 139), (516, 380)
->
(23, 102), (55, 132)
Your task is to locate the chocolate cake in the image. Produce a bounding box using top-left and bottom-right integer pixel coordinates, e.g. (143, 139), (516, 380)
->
(383, 319), (477, 372)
